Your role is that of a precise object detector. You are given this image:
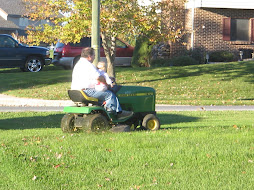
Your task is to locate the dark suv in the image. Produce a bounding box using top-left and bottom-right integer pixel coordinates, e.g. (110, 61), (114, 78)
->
(0, 34), (51, 72)
(53, 37), (134, 69)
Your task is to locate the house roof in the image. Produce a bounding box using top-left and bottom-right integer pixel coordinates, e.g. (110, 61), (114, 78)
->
(186, 0), (254, 9)
(0, 0), (26, 16)
(0, 16), (19, 29)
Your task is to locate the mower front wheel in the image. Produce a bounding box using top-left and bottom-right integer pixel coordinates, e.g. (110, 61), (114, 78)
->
(142, 114), (160, 131)
(83, 114), (110, 132)
(61, 113), (77, 133)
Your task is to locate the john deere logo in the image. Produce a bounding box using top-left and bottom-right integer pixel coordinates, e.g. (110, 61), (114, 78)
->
(118, 92), (154, 97)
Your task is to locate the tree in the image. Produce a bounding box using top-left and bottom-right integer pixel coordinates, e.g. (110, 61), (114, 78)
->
(22, 0), (183, 77)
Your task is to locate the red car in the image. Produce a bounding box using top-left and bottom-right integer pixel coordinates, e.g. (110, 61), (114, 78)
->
(53, 37), (134, 69)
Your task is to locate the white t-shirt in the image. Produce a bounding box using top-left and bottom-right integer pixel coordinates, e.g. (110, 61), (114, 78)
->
(71, 57), (100, 90)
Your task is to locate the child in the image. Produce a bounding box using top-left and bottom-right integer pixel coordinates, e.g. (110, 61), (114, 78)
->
(95, 61), (113, 91)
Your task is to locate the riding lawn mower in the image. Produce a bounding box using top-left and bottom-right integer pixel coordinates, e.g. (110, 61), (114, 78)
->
(61, 86), (160, 132)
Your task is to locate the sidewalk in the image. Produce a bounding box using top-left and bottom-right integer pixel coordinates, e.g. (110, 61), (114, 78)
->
(1, 94), (254, 111)
(0, 94), (74, 107)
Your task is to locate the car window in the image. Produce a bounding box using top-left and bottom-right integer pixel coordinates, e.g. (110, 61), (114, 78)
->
(70, 37), (91, 47)
(0, 36), (16, 48)
(116, 39), (127, 48)
(56, 42), (64, 48)
(66, 37), (126, 48)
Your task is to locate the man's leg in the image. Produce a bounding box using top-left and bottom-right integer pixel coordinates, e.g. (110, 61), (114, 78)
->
(84, 89), (122, 113)
(84, 89), (133, 119)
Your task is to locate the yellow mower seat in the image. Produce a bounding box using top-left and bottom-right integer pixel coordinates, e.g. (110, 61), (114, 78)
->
(68, 90), (99, 106)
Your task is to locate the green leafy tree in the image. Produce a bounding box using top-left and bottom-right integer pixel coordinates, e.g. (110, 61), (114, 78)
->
(22, 0), (183, 77)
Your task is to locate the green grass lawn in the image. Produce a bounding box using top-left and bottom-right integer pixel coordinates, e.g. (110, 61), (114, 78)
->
(1, 60), (254, 105)
(1, 111), (254, 189)
(1, 62), (253, 189)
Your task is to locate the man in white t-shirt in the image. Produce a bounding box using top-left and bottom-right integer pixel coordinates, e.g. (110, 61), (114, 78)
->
(71, 47), (133, 119)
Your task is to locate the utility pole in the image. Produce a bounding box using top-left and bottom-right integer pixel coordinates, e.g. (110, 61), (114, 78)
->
(92, 0), (100, 65)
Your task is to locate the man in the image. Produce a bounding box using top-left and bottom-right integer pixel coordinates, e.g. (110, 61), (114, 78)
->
(71, 47), (133, 119)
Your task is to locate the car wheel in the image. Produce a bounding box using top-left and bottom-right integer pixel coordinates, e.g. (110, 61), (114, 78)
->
(83, 114), (110, 132)
(61, 113), (77, 133)
(142, 114), (160, 131)
(25, 56), (43, 72)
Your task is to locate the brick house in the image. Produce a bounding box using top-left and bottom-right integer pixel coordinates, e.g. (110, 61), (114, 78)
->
(168, 0), (254, 60)
(0, 0), (50, 38)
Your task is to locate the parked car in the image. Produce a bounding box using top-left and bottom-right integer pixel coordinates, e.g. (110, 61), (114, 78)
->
(0, 34), (51, 72)
(52, 37), (134, 69)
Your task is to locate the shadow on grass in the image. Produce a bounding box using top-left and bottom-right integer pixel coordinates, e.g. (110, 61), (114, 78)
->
(158, 113), (200, 130)
(126, 61), (254, 85)
(1, 112), (200, 131)
(0, 114), (64, 130)
(0, 65), (71, 94)
(0, 65), (65, 74)
(1, 61), (254, 101)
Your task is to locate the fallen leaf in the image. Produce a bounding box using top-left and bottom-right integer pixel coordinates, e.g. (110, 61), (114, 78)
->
(54, 164), (61, 168)
(106, 149), (112, 152)
(233, 125), (238, 129)
(30, 156), (37, 162)
(32, 175), (37, 180)
(132, 185), (141, 189)
(56, 153), (62, 159)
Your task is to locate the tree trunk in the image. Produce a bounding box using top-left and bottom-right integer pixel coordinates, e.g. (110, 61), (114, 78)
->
(101, 32), (116, 78)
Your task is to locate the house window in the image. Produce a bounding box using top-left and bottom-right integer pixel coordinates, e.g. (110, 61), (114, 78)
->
(231, 19), (249, 41)
(223, 18), (254, 42)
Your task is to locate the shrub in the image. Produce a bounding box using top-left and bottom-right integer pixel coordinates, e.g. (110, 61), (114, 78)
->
(151, 56), (198, 67)
(151, 58), (171, 67)
(188, 48), (205, 64)
(131, 36), (152, 67)
(209, 51), (236, 62)
(170, 56), (199, 66)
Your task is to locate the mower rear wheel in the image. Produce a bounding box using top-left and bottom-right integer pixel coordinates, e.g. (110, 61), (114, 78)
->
(83, 114), (110, 132)
(142, 114), (160, 131)
(61, 113), (76, 133)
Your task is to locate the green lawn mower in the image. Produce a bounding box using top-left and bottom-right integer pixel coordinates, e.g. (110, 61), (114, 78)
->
(61, 86), (160, 132)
